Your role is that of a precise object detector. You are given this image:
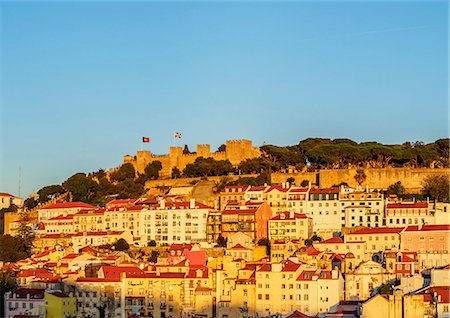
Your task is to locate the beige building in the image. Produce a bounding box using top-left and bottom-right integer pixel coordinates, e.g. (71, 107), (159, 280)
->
(345, 260), (395, 300)
(268, 211), (313, 242)
(0, 192), (22, 209)
(345, 227), (404, 258)
(37, 202), (94, 222)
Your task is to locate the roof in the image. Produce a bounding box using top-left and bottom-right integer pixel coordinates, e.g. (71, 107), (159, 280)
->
(349, 227), (404, 235)
(270, 211), (308, 220)
(230, 244), (248, 250)
(404, 224), (450, 232)
(318, 237), (344, 244)
(286, 310), (317, 318)
(281, 260), (302, 272)
(266, 185), (290, 193)
(288, 188), (309, 193)
(309, 188), (340, 194)
(48, 214), (74, 221)
(0, 192), (19, 198)
(248, 186), (267, 191)
(222, 209), (257, 215)
(41, 202), (94, 210)
(387, 202), (429, 209)
(297, 270), (335, 281)
(423, 286), (450, 303)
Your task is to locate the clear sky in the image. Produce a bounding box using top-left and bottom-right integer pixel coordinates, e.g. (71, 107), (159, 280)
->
(1, 1), (448, 198)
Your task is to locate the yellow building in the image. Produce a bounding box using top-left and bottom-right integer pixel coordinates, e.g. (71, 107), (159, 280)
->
(345, 227), (404, 258)
(44, 291), (76, 318)
(265, 185), (291, 214)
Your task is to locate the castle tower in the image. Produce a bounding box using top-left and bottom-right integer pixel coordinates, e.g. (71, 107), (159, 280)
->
(135, 150), (152, 174)
(197, 144), (211, 158)
(169, 146), (183, 169)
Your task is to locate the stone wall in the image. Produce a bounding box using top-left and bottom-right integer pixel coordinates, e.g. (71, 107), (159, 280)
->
(272, 168), (450, 192)
(125, 139), (261, 177)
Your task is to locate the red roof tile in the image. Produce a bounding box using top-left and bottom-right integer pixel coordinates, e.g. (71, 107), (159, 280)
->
(41, 202), (94, 210)
(318, 237), (344, 244)
(349, 227), (404, 235)
(404, 224), (450, 232)
(387, 202), (428, 209)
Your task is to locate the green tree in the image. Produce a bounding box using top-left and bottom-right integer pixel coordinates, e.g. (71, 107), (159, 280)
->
(144, 161), (163, 180)
(110, 163), (136, 182)
(304, 239), (313, 247)
(16, 210), (34, 253)
(387, 181), (406, 198)
(171, 167), (181, 179)
(184, 158), (235, 177)
(63, 173), (98, 202)
(114, 239), (130, 251)
(37, 185), (65, 203)
(24, 197), (39, 211)
(422, 175), (449, 202)
(0, 235), (32, 262)
(310, 234), (322, 242)
(300, 180), (310, 187)
(0, 268), (17, 316)
(354, 169), (367, 186)
(183, 145), (191, 154)
(217, 144), (226, 152)
(216, 235), (227, 247)
(149, 250), (159, 263)
(287, 177), (295, 185)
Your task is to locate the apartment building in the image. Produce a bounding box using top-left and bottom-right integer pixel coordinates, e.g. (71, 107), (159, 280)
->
(268, 211), (313, 242)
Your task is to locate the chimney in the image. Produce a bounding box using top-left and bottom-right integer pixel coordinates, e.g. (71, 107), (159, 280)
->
(190, 199), (196, 209)
(160, 199), (165, 209)
(290, 211), (294, 219)
(332, 270), (338, 279)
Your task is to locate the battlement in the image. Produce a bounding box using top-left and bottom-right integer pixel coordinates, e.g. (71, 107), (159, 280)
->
(122, 139), (261, 177)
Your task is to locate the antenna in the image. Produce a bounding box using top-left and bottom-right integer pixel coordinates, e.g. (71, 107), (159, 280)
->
(18, 166), (21, 197)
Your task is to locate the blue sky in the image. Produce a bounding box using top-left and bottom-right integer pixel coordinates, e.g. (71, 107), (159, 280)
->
(1, 1), (448, 197)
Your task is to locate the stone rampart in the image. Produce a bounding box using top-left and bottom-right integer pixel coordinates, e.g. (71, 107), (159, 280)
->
(125, 139), (261, 178)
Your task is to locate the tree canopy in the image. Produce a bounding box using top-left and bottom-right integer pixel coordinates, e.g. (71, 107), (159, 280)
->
(422, 175), (449, 203)
(184, 157), (235, 177)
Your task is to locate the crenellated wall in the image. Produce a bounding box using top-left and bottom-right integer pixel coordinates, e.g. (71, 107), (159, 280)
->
(124, 139), (261, 178)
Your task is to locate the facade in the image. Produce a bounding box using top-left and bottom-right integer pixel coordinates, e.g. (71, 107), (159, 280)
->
(221, 202), (273, 241)
(385, 202), (433, 227)
(345, 227), (404, 257)
(0, 192), (22, 209)
(307, 188), (341, 237)
(44, 291), (76, 318)
(37, 202), (95, 222)
(341, 189), (384, 228)
(268, 211), (313, 242)
(219, 186), (250, 210)
(4, 288), (45, 318)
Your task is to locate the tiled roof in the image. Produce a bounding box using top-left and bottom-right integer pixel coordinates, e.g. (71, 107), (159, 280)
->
(349, 227), (404, 235)
(309, 188), (340, 194)
(387, 202), (428, 209)
(222, 209), (257, 215)
(41, 202), (94, 210)
(404, 224), (450, 232)
(318, 237), (344, 244)
(48, 214), (74, 221)
(286, 310), (317, 318)
(297, 270), (334, 281)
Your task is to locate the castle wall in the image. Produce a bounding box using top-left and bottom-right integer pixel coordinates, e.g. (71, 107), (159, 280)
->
(124, 140), (261, 178)
(319, 168), (450, 191)
(272, 168), (450, 192)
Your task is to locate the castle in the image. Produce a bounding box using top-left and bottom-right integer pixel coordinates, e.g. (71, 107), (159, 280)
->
(123, 139), (261, 178)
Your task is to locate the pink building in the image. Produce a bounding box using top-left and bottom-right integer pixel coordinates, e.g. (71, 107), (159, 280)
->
(401, 224), (450, 253)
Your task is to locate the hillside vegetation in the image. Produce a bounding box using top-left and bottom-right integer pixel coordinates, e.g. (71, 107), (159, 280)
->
(24, 138), (449, 207)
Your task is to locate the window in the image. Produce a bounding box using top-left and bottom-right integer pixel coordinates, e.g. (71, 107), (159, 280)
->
(265, 294), (270, 300)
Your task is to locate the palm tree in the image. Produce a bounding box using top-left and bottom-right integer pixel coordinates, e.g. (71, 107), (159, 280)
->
(354, 169), (367, 186)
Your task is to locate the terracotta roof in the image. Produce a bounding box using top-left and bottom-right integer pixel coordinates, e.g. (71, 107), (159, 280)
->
(387, 202), (428, 209)
(270, 211), (308, 220)
(309, 188), (340, 194)
(423, 286), (450, 303)
(48, 214), (74, 221)
(41, 202), (94, 210)
(318, 237), (344, 244)
(286, 310), (318, 318)
(222, 209), (257, 215)
(248, 186), (267, 191)
(281, 260), (302, 272)
(76, 208), (105, 215)
(288, 188), (309, 193)
(404, 224), (450, 232)
(349, 227), (404, 235)
(0, 192), (19, 198)
(230, 244), (248, 250)
(266, 185), (290, 193)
